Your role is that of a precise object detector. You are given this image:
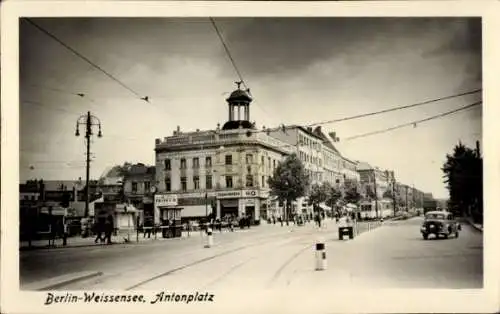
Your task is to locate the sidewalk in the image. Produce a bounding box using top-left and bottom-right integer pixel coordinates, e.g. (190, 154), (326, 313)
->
(463, 216), (483, 232)
(19, 229), (208, 250)
(19, 222), (291, 250)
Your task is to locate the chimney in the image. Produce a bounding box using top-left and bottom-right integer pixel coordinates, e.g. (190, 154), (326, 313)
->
(216, 123), (220, 131)
(177, 126), (180, 132)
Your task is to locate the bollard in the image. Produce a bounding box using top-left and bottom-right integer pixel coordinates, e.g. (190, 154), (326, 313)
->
(205, 228), (214, 248)
(315, 239), (327, 271)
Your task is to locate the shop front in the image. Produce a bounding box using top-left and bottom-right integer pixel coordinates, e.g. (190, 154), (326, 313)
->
(154, 194), (182, 238)
(215, 189), (264, 224)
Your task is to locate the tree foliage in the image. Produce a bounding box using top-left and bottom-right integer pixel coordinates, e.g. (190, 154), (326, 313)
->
(343, 186), (362, 205)
(309, 182), (329, 211)
(268, 153), (310, 203)
(442, 142), (482, 222)
(326, 184), (343, 208)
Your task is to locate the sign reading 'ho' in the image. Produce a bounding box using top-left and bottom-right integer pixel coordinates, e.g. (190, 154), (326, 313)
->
(155, 194), (178, 207)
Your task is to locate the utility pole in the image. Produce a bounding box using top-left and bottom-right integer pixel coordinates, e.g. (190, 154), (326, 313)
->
(392, 178), (397, 217)
(373, 171), (378, 218)
(76, 111), (102, 218)
(405, 185), (409, 212)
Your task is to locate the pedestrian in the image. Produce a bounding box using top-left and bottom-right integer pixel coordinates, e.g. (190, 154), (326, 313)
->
(62, 218), (69, 246)
(104, 215), (114, 244)
(94, 218), (104, 244)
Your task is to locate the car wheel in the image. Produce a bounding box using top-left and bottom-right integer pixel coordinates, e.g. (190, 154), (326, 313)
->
(422, 233), (428, 240)
(443, 233), (448, 239)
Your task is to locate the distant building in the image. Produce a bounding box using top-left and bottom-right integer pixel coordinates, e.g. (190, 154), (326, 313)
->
(122, 163), (156, 225)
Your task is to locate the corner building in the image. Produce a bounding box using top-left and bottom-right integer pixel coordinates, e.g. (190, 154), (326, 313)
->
(154, 85), (293, 224)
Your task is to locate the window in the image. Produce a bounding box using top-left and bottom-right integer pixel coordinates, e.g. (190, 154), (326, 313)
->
(193, 176), (200, 189)
(144, 181), (151, 192)
(246, 175), (254, 187)
(273, 160), (276, 170)
(268, 157), (271, 169)
(164, 159), (171, 170)
(225, 155), (232, 165)
(165, 177), (171, 191)
(132, 182), (138, 193)
(262, 176), (265, 187)
(181, 177), (187, 191)
(205, 156), (212, 167)
(261, 156), (265, 165)
(246, 154), (253, 164)
(225, 176), (233, 188)
(180, 158), (186, 169)
(206, 175), (213, 189)
(193, 157), (199, 169)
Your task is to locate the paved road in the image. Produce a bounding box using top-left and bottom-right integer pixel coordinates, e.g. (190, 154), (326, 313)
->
(132, 217), (482, 290)
(21, 217), (482, 290)
(20, 221), (327, 288)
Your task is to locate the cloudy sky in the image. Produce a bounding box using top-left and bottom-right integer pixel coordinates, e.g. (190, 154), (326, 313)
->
(19, 17), (482, 199)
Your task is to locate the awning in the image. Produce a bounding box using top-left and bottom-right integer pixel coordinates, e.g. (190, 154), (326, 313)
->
(180, 205), (209, 218)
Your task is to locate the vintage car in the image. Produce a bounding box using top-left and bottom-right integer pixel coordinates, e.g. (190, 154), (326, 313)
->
(420, 211), (461, 240)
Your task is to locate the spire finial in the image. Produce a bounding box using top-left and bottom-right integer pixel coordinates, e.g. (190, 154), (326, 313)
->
(235, 80), (243, 90)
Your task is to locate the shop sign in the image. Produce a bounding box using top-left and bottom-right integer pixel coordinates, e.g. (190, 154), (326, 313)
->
(245, 199), (255, 205)
(243, 190), (258, 197)
(217, 191), (242, 199)
(155, 194), (178, 207)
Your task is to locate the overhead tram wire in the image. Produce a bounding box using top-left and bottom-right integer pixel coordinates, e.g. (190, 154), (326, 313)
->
(342, 101), (482, 142)
(24, 18), (150, 103)
(209, 17), (282, 128)
(245, 89), (482, 136)
(304, 89), (482, 128)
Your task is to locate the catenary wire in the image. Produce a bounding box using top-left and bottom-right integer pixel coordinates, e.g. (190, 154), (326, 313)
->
(305, 89), (482, 128)
(342, 101), (482, 141)
(25, 18), (146, 101)
(247, 89), (482, 135)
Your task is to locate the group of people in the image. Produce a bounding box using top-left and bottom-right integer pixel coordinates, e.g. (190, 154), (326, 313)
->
(93, 215), (114, 244)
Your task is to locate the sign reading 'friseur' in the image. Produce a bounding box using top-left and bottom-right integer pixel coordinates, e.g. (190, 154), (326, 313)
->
(154, 194), (178, 206)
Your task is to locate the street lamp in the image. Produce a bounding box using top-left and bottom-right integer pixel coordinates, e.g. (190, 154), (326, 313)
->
(75, 111), (102, 219)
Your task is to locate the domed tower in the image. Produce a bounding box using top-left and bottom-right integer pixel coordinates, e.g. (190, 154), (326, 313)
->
(222, 81), (255, 130)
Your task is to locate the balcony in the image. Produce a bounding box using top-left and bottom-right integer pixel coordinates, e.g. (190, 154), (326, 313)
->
(156, 129), (294, 154)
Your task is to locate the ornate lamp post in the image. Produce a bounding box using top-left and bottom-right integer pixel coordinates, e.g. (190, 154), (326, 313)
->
(75, 111), (102, 218)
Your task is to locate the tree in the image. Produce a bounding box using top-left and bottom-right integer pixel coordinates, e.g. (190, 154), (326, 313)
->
(344, 186), (362, 205)
(268, 153), (310, 224)
(326, 184), (343, 214)
(442, 141), (482, 222)
(309, 182), (329, 213)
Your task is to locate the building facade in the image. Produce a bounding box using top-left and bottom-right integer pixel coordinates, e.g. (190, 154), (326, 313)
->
(154, 85), (292, 224)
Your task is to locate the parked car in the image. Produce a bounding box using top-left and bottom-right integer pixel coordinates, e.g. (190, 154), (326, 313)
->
(420, 211), (461, 240)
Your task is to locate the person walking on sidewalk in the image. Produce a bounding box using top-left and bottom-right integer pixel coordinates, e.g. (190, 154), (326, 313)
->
(94, 218), (104, 244)
(104, 215), (114, 244)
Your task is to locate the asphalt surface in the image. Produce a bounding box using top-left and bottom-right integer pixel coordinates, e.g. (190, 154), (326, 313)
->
(20, 217), (482, 290)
